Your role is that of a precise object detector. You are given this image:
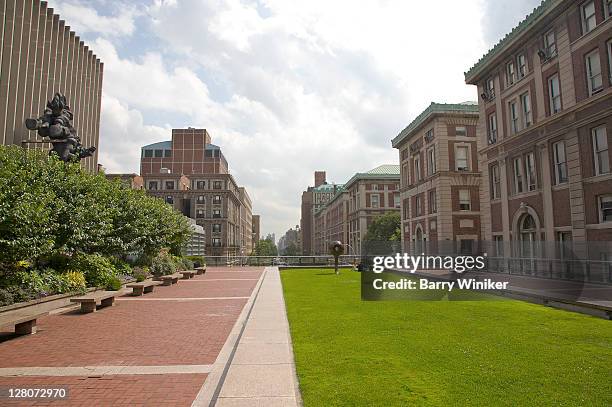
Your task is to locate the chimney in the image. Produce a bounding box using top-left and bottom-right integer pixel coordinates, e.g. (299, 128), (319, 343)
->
(314, 171), (326, 187)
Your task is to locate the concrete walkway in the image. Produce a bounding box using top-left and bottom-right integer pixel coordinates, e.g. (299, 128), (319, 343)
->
(194, 267), (301, 407)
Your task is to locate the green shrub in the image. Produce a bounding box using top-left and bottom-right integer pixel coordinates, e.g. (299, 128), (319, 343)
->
(105, 275), (123, 291)
(69, 253), (117, 288)
(186, 256), (205, 268)
(111, 258), (132, 276)
(181, 258), (195, 270)
(6, 286), (37, 303)
(150, 252), (176, 276)
(0, 288), (13, 306)
(132, 266), (149, 282)
(62, 271), (87, 293)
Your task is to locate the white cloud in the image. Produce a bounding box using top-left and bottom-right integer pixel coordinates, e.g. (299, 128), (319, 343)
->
(50, 0), (139, 37)
(48, 0), (523, 240)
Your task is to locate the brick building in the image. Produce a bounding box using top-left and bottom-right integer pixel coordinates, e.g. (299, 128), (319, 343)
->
(252, 214), (261, 245)
(0, 0), (104, 172)
(392, 103), (482, 253)
(299, 171), (339, 255)
(465, 0), (612, 267)
(140, 128), (252, 257)
(312, 165), (400, 255)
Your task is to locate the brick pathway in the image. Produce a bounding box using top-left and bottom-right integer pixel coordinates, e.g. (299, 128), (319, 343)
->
(0, 267), (264, 406)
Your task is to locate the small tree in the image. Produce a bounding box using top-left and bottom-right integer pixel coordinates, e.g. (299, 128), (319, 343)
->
(363, 212), (401, 242)
(252, 238), (278, 256)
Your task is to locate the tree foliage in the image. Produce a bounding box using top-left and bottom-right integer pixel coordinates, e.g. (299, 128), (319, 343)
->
(363, 211), (401, 242)
(0, 146), (192, 268)
(252, 237), (278, 256)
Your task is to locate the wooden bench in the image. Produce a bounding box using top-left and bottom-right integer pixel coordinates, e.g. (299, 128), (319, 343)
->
(127, 280), (163, 296)
(70, 291), (118, 313)
(154, 273), (182, 286)
(195, 266), (207, 275)
(179, 270), (196, 279)
(0, 311), (48, 335)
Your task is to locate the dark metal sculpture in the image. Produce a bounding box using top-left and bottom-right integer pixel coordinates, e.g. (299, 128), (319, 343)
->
(25, 93), (96, 162)
(329, 241), (345, 275)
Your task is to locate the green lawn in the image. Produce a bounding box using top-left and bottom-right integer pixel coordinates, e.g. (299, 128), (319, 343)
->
(281, 268), (612, 406)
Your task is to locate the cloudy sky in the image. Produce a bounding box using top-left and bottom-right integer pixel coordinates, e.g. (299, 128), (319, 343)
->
(47, 0), (540, 241)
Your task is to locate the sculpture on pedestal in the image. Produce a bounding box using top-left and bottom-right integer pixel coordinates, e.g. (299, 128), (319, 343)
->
(25, 93), (96, 162)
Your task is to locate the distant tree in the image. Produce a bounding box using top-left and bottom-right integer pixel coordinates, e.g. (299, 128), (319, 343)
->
(282, 243), (299, 256)
(363, 212), (401, 242)
(252, 237), (278, 256)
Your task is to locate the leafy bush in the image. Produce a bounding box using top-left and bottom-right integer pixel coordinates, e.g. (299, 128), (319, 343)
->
(181, 258), (195, 270)
(0, 288), (13, 306)
(105, 276), (123, 291)
(132, 266), (149, 282)
(6, 286), (37, 303)
(111, 259), (132, 276)
(150, 252), (176, 277)
(69, 253), (117, 288)
(186, 256), (205, 268)
(62, 271), (87, 293)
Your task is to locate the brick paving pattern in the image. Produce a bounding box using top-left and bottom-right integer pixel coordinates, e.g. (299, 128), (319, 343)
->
(0, 267), (264, 405)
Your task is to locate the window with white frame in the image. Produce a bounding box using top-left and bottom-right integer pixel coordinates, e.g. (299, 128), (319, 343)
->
(429, 189), (437, 213)
(506, 61), (516, 85)
(553, 141), (568, 184)
(521, 93), (532, 127)
(592, 126), (610, 175)
(513, 157), (524, 194)
(606, 0), (612, 17)
(427, 146), (436, 175)
(371, 194), (379, 208)
(459, 190), (471, 211)
(586, 50), (603, 95)
(517, 54), (527, 78)
(402, 163), (409, 187)
(491, 163), (501, 199)
(548, 74), (562, 114)
(414, 156), (421, 182)
(600, 195), (612, 222)
(456, 146), (469, 171)
(486, 77), (495, 98)
(582, 1), (596, 33)
(394, 193), (400, 208)
(456, 126), (467, 137)
(488, 112), (498, 144)
(544, 30), (557, 57)
(510, 101), (519, 133)
(525, 152), (537, 191)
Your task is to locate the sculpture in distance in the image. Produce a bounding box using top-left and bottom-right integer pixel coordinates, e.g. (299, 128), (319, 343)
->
(25, 93), (96, 162)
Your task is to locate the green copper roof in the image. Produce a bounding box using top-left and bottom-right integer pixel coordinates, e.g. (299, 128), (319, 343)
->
(344, 164), (401, 188)
(366, 164), (400, 175)
(465, 0), (554, 82)
(391, 102), (479, 148)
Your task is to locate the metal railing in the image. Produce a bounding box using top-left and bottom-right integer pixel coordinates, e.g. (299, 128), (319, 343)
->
(204, 255), (360, 267)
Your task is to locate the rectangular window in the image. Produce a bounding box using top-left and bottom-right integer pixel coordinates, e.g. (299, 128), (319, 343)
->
(164, 149), (172, 158)
(606, 0), (612, 17)
(456, 146), (469, 171)
(553, 141), (568, 184)
(165, 181), (175, 190)
(394, 194), (400, 208)
(491, 164), (501, 199)
(510, 101), (519, 133)
(513, 157), (524, 194)
(425, 129), (434, 142)
(154, 149), (163, 158)
(196, 209), (205, 218)
(557, 231), (572, 258)
(586, 50), (603, 95)
(525, 152), (537, 191)
(494, 235), (504, 256)
(212, 224), (221, 233)
(414, 156), (421, 182)
(506, 61), (516, 85)
(212, 238), (222, 247)
(488, 112), (497, 144)
(415, 195), (422, 216)
(459, 190), (471, 211)
(165, 196), (174, 204)
(549, 74), (562, 114)
(427, 147), (436, 175)
(517, 54), (527, 78)
(196, 180), (206, 189)
(521, 93), (532, 127)
(582, 1), (596, 33)
(593, 126), (610, 175)
(147, 181), (158, 190)
(486, 78), (495, 98)
(402, 164), (409, 187)
(600, 195), (612, 222)
(371, 194), (379, 208)
(429, 190), (437, 214)
(213, 181), (223, 189)
(544, 30), (557, 57)
(455, 126), (467, 137)
(144, 150), (153, 158)
(197, 195), (205, 204)
(213, 195), (221, 204)
(213, 209), (221, 218)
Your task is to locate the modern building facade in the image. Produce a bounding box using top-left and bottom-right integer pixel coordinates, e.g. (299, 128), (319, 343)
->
(140, 128), (252, 257)
(465, 0), (612, 265)
(0, 0), (104, 172)
(311, 165), (400, 255)
(392, 103), (482, 253)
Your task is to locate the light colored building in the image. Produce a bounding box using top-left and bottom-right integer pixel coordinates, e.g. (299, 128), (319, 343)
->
(0, 0), (104, 172)
(465, 0), (612, 268)
(392, 103), (482, 253)
(185, 218), (206, 257)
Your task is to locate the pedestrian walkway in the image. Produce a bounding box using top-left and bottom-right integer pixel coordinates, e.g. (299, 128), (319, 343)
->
(193, 267), (301, 407)
(0, 267), (265, 406)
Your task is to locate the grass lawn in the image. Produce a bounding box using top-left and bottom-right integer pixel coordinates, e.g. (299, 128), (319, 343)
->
(281, 268), (612, 406)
